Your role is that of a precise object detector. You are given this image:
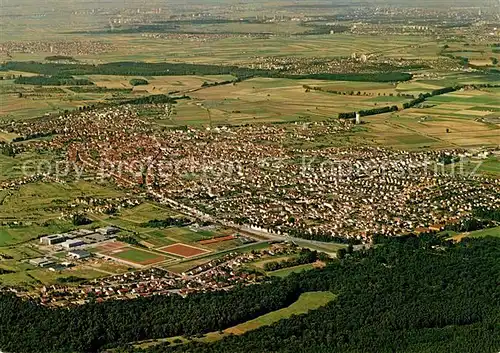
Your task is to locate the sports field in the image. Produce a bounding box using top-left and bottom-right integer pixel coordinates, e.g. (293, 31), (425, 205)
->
(98, 245), (169, 266)
(158, 243), (210, 258)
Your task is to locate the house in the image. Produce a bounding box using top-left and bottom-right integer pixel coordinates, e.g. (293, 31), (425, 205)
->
(429, 224), (445, 232)
(414, 227), (429, 234)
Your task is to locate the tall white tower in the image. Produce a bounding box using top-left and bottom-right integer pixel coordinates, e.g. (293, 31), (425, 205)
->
(355, 112), (361, 125)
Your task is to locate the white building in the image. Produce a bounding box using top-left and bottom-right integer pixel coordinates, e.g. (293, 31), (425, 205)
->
(68, 250), (91, 259)
(61, 239), (85, 249)
(40, 234), (67, 245)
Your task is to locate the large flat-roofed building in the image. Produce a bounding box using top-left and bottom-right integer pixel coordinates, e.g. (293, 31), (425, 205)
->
(61, 239), (85, 249)
(96, 226), (119, 236)
(68, 250), (91, 259)
(29, 257), (55, 268)
(83, 233), (108, 243)
(40, 234), (67, 245)
(68, 229), (96, 238)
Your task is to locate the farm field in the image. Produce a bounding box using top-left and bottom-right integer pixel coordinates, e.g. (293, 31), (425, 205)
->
(81, 34), (437, 65)
(2, 68), (498, 152)
(225, 291), (336, 334)
(0, 73), (235, 121)
(249, 255), (299, 270)
(159, 77), (414, 127)
(357, 86), (500, 150)
(89, 74), (236, 93)
(0, 81), (97, 121)
(0, 150), (59, 180)
(0, 181), (125, 222)
(0, 258), (113, 287)
(198, 237), (246, 251)
(0, 179), (127, 249)
(0, 130), (20, 142)
(114, 202), (179, 224)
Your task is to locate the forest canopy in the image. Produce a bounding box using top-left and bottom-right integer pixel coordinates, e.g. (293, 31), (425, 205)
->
(2, 61), (413, 83)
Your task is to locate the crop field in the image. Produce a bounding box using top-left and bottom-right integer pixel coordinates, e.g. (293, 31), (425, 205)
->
(0, 223), (74, 247)
(0, 73), (237, 121)
(157, 77), (412, 127)
(158, 243), (210, 258)
(0, 179), (126, 247)
(116, 203), (178, 224)
(89, 74), (236, 93)
(0, 81), (96, 121)
(0, 130), (20, 142)
(225, 291), (336, 334)
(354, 82), (500, 150)
(0, 252), (115, 287)
(0, 181), (125, 221)
(85, 34), (436, 65)
(0, 151), (59, 181)
(155, 227), (214, 243)
(249, 255), (298, 270)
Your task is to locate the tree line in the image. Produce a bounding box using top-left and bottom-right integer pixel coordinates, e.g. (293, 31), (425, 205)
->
(2, 61), (413, 83)
(141, 217), (192, 228)
(263, 248), (328, 272)
(338, 105), (399, 119)
(14, 75), (94, 86)
(130, 78), (149, 86)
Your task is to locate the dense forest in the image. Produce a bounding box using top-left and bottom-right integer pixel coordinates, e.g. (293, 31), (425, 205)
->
(2, 61), (412, 83)
(141, 217), (192, 228)
(130, 78), (149, 86)
(338, 105), (399, 119)
(14, 75), (94, 86)
(1, 235), (499, 353)
(0, 281), (301, 352)
(263, 248), (328, 272)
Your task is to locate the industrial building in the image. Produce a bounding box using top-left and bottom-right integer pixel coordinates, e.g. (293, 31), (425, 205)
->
(29, 258), (55, 268)
(96, 226), (119, 235)
(61, 239), (85, 249)
(68, 250), (91, 259)
(40, 234), (67, 245)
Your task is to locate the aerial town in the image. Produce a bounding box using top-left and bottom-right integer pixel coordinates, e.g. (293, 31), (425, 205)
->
(3, 104), (499, 243)
(0, 0), (499, 352)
